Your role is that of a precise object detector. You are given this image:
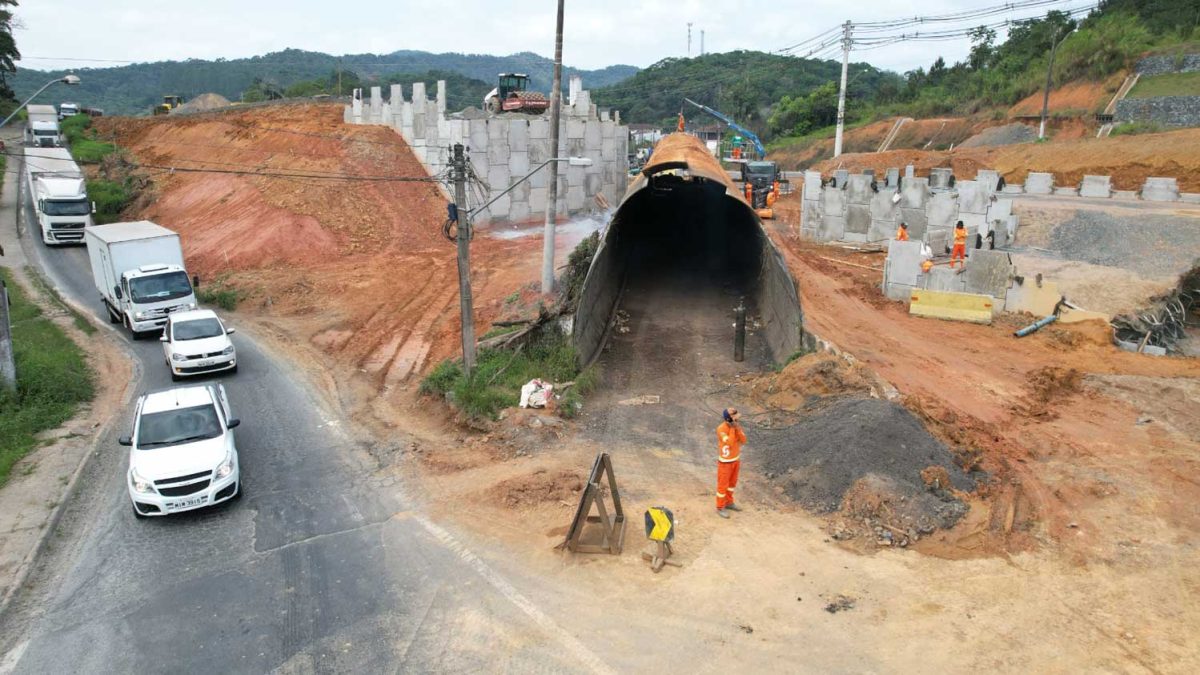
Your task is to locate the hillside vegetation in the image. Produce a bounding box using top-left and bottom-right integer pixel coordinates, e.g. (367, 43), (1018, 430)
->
(241, 68), (492, 111)
(11, 48), (637, 115)
(592, 51), (903, 135)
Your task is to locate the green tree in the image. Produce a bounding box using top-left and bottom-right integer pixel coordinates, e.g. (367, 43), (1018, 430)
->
(0, 0), (20, 114)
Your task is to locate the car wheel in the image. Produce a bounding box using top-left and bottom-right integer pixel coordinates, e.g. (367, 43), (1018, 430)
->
(230, 364), (238, 375)
(108, 307), (120, 324)
(232, 483), (242, 500)
(132, 503), (147, 519)
(171, 370), (181, 382)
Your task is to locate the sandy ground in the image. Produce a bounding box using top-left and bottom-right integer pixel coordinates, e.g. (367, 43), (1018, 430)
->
(99, 105), (1200, 671)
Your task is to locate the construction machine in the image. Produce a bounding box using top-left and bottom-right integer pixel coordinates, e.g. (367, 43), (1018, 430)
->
(740, 160), (786, 220)
(483, 74), (549, 115)
(152, 95), (185, 115)
(682, 98), (765, 160)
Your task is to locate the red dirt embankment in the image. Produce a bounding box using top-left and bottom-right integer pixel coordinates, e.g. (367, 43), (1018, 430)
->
(96, 104), (546, 388)
(808, 126), (1200, 192)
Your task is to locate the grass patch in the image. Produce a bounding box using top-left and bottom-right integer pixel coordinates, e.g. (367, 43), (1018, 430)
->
(1128, 71), (1200, 98)
(62, 115), (118, 164)
(560, 232), (599, 310)
(1110, 120), (1168, 136)
(196, 280), (244, 311)
(480, 323), (523, 340)
(420, 327), (584, 420)
(0, 267), (95, 486)
(24, 266), (96, 335)
(86, 179), (131, 225)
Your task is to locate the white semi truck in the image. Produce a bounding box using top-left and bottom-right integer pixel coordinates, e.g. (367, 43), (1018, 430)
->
(85, 221), (199, 338)
(25, 104), (63, 147)
(25, 147), (94, 244)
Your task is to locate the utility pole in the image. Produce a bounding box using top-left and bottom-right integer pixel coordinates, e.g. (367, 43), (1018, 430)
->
(451, 144), (476, 376)
(701, 30), (705, 56)
(1, 281), (15, 392)
(541, 0), (565, 294)
(688, 23), (693, 57)
(834, 20), (852, 158)
(337, 58), (343, 97)
(1039, 27), (1070, 141)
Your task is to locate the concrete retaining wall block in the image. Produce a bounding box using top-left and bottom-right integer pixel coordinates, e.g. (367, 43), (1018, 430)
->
(1142, 176), (1180, 202)
(1079, 175), (1112, 198)
(1025, 173), (1054, 194)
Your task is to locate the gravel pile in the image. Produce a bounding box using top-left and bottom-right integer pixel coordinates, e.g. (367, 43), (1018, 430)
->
(755, 398), (974, 514)
(175, 93), (231, 114)
(1049, 210), (1200, 277)
(958, 123), (1037, 148)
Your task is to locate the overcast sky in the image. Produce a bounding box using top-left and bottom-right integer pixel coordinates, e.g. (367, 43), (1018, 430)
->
(15, 0), (1087, 75)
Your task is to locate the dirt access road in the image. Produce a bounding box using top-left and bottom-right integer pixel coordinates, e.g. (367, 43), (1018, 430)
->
(99, 105), (1200, 671)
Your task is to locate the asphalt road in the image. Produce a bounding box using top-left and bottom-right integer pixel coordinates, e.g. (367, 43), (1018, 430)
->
(0, 150), (598, 673)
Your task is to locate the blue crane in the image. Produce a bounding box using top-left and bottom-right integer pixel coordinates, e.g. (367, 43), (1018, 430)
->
(683, 98), (765, 159)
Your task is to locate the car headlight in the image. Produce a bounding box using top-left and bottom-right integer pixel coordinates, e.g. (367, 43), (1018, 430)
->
(134, 311), (146, 320)
(215, 456), (234, 479)
(220, 345), (235, 356)
(171, 352), (186, 362)
(131, 471), (154, 494)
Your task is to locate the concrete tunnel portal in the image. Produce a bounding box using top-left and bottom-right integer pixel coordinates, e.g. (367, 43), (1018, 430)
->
(573, 133), (805, 369)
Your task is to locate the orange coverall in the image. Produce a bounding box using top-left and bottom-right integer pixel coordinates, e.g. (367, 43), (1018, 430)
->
(677, 113), (685, 132)
(895, 226), (909, 241)
(951, 227), (967, 268)
(716, 421), (746, 509)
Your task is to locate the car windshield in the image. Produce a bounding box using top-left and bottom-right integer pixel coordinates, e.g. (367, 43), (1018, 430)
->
(43, 199), (89, 216)
(34, 129), (57, 136)
(174, 318), (223, 341)
(137, 404), (222, 449)
(129, 271), (192, 303)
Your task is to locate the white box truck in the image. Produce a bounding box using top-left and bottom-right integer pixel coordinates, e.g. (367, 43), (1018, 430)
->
(25, 147), (94, 244)
(25, 104), (62, 147)
(85, 221), (199, 338)
(58, 102), (80, 120)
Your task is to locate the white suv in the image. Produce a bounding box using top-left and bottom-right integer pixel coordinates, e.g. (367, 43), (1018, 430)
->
(121, 384), (241, 518)
(160, 309), (237, 381)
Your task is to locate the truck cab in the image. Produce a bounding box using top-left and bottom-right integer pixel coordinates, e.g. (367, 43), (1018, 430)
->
(116, 264), (197, 335)
(27, 120), (62, 147)
(58, 102), (80, 120)
(34, 175), (93, 244)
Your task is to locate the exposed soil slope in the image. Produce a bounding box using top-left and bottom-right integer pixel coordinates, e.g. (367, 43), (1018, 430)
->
(96, 104), (549, 389)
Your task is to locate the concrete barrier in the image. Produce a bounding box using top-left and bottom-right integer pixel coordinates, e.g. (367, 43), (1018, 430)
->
(1181, 193), (1200, 204)
(1025, 172), (1054, 195)
(909, 289), (995, 324)
(1142, 177), (1180, 202)
(1053, 186), (1079, 197)
(1002, 184), (1024, 194)
(1079, 175), (1112, 199)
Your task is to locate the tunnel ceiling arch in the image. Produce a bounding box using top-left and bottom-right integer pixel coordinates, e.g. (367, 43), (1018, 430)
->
(573, 133), (804, 366)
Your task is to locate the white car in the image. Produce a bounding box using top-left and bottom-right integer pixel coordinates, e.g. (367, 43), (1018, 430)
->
(121, 384), (241, 518)
(160, 309), (237, 380)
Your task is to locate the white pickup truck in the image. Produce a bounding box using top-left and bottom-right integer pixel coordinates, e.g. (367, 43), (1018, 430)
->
(25, 104), (62, 147)
(85, 221), (199, 337)
(25, 147), (94, 244)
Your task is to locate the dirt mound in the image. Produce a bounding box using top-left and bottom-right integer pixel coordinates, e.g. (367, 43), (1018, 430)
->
(836, 474), (969, 547)
(175, 93), (231, 113)
(489, 469), (583, 508)
(958, 123), (1037, 148)
(757, 398), (975, 517)
(742, 352), (876, 411)
(771, 117), (988, 170)
(1016, 366), (1084, 419)
(1009, 77), (1117, 116)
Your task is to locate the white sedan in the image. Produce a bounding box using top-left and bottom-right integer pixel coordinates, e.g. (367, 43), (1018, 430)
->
(121, 384), (241, 518)
(160, 309), (237, 380)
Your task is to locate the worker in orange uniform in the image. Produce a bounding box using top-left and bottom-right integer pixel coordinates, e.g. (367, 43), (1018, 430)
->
(716, 408), (747, 518)
(950, 221), (967, 268)
(677, 112), (685, 132)
(895, 222), (909, 241)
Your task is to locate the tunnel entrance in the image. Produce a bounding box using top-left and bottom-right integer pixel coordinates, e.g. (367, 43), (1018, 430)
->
(573, 133), (803, 370)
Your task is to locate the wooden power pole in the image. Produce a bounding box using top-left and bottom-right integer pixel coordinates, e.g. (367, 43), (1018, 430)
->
(1, 281), (15, 391)
(541, 0), (565, 294)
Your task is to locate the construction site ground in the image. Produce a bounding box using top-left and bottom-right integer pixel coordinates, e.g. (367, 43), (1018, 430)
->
(99, 104), (1200, 671)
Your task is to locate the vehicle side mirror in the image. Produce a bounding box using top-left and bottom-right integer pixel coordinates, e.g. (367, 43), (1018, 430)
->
(113, 285), (122, 300)
(118, 436), (132, 446)
(226, 418), (241, 429)
(226, 327), (236, 335)
(192, 275), (200, 289)
(91, 202), (97, 214)
(159, 335), (168, 342)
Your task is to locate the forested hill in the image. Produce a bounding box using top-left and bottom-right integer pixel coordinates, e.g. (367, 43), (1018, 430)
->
(592, 51), (902, 133)
(10, 48), (638, 115)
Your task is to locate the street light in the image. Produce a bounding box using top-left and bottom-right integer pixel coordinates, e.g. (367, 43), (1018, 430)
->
(0, 74), (81, 129)
(449, 152), (592, 378)
(1038, 27), (1073, 141)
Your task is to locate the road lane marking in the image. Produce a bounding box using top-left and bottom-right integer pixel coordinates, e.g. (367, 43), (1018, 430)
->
(415, 516), (614, 675)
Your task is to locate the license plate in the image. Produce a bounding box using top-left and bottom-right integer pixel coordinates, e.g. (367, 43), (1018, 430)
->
(199, 359), (216, 367)
(168, 495), (206, 510)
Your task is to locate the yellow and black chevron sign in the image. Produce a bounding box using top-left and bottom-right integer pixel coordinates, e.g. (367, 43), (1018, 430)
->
(644, 506), (674, 543)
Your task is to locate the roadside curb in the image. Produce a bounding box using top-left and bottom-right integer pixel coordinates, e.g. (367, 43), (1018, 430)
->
(0, 188), (144, 620)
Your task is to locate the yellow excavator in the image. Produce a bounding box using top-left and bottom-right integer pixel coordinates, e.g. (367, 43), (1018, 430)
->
(152, 95), (185, 115)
